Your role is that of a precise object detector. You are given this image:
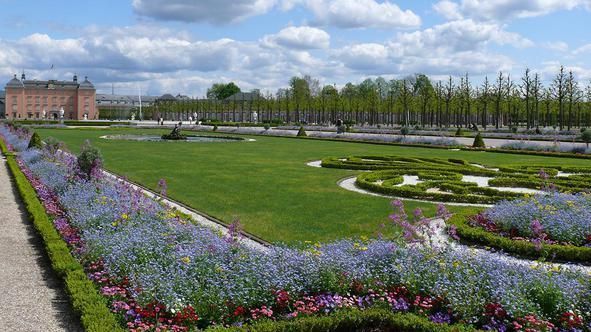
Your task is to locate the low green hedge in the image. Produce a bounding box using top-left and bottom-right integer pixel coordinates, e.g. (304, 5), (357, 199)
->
(448, 214), (591, 264)
(323, 155), (591, 204)
(0, 140), (123, 332)
(209, 308), (475, 332)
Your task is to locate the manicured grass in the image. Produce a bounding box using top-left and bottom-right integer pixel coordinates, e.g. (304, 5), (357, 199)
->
(35, 127), (590, 244)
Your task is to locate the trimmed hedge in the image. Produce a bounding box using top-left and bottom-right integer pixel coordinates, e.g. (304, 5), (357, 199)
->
(323, 155), (591, 204)
(0, 139), (124, 332)
(209, 308), (475, 332)
(448, 214), (591, 264)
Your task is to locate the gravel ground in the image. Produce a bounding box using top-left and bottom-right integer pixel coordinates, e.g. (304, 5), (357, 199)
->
(0, 156), (82, 331)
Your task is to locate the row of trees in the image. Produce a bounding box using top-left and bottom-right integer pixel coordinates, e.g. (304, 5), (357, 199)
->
(140, 66), (591, 130)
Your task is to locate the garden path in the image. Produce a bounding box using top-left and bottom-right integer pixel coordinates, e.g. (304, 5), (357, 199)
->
(423, 218), (591, 274)
(0, 156), (82, 331)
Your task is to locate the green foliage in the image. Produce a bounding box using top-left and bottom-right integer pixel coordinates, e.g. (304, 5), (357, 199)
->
(454, 128), (463, 137)
(28, 132), (43, 149)
(580, 129), (591, 148)
(297, 126), (307, 137)
(213, 125), (218, 131)
(207, 82), (241, 100)
(472, 133), (485, 148)
(264, 124), (271, 130)
(511, 126), (518, 133)
(211, 308), (475, 332)
(448, 214), (591, 263)
(77, 140), (103, 178)
(401, 127), (410, 136)
(0, 140), (123, 332)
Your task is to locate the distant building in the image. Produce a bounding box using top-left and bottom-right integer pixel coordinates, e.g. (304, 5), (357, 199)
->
(4, 73), (96, 120)
(96, 94), (158, 110)
(0, 91), (5, 118)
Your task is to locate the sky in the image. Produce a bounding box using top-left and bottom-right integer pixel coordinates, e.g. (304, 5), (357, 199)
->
(0, 0), (590, 96)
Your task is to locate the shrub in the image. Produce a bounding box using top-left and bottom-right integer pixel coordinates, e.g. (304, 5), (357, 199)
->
(400, 127), (410, 136)
(297, 126), (307, 137)
(264, 124), (271, 130)
(77, 140), (103, 178)
(581, 129), (591, 148)
(472, 133), (485, 148)
(454, 128), (463, 136)
(213, 124), (218, 131)
(511, 126), (518, 133)
(27, 132), (43, 149)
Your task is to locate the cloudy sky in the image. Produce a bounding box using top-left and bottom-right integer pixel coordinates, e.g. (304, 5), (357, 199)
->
(1, 0), (590, 96)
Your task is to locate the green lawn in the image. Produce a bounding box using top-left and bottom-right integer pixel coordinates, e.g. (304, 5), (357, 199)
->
(35, 127), (589, 244)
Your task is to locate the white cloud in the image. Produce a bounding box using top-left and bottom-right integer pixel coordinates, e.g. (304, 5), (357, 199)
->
(305, 0), (421, 28)
(574, 44), (591, 55)
(433, 0), (463, 20)
(261, 26), (330, 49)
(435, 0), (591, 21)
(543, 41), (569, 52)
(132, 0), (276, 23)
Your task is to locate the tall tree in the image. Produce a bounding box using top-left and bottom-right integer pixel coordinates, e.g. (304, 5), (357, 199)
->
(551, 65), (567, 130)
(520, 68), (532, 129)
(444, 76), (454, 128)
(494, 72), (504, 129)
(480, 76), (490, 129)
(532, 73), (542, 129)
(565, 70), (581, 130)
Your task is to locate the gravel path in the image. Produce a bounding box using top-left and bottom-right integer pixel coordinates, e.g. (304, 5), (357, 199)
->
(0, 156), (82, 331)
(424, 218), (591, 274)
(337, 176), (494, 207)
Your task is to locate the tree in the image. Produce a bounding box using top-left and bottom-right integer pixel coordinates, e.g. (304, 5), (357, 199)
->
(444, 76), (454, 127)
(551, 65), (567, 130)
(565, 70), (581, 130)
(472, 133), (485, 148)
(206, 82), (241, 100)
(480, 76), (490, 129)
(414, 74), (434, 127)
(289, 76), (311, 123)
(532, 73), (542, 129)
(494, 72), (504, 129)
(520, 68), (532, 129)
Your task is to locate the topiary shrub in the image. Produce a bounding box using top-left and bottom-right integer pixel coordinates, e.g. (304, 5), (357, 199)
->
(454, 127), (463, 136)
(264, 124), (270, 130)
(581, 129), (591, 148)
(213, 124), (218, 132)
(472, 133), (485, 148)
(297, 126), (307, 137)
(27, 132), (43, 149)
(400, 127), (410, 136)
(77, 140), (103, 179)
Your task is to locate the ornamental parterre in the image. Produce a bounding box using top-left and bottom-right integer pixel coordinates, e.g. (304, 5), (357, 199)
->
(1, 123), (591, 331)
(321, 155), (591, 204)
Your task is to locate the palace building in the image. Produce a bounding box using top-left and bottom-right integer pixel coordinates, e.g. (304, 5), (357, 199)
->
(4, 73), (97, 120)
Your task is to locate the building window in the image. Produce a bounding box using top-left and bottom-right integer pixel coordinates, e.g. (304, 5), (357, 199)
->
(12, 105), (17, 111)
(35, 96), (40, 103)
(43, 96), (48, 103)
(35, 112), (40, 119)
(12, 96), (17, 103)
(52, 96), (57, 103)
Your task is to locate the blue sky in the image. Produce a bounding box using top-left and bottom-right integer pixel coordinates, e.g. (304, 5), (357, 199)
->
(0, 0), (590, 96)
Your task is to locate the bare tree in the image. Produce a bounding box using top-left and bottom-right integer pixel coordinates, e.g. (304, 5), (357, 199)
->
(494, 72), (504, 129)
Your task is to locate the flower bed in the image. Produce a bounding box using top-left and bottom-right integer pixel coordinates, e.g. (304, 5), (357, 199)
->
(2, 124), (591, 331)
(501, 141), (591, 155)
(322, 155), (591, 204)
(446, 192), (591, 263)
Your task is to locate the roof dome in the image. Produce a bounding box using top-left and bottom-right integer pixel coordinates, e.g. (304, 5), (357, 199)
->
(79, 76), (95, 89)
(6, 75), (24, 88)
(158, 93), (177, 101)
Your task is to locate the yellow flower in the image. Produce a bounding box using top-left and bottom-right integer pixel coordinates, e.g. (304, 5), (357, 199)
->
(181, 256), (191, 264)
(121, 213), (129, 220)
(111, 221), (118, 227)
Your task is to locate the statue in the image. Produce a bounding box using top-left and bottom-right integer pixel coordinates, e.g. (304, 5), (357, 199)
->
(161, 122), (187, 140)
(336, 119), (346, 134)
